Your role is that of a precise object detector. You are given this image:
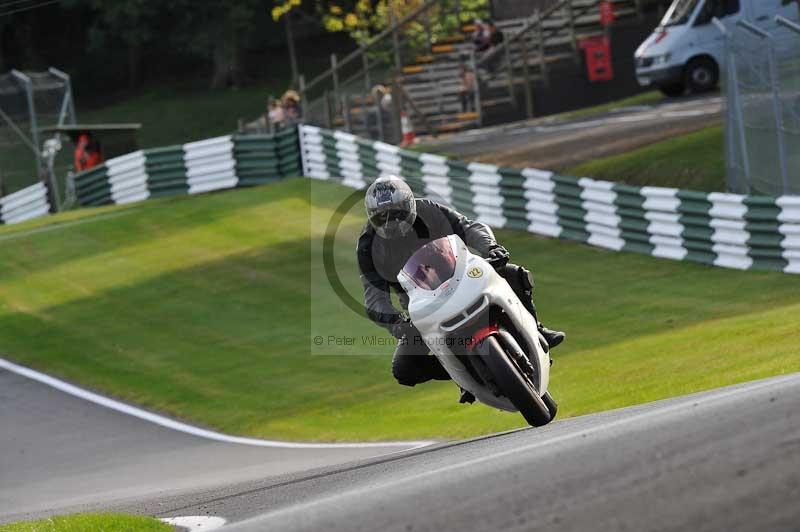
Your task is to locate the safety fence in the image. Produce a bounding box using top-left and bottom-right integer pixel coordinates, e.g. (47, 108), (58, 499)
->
(0, 182), (51, 225)
(72, 127), (300, 207)
(720, 16), (800, 196)
(299, 124), (800, 275)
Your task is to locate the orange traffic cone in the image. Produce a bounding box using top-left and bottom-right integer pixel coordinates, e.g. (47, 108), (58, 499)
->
(400, 111), (415, 147)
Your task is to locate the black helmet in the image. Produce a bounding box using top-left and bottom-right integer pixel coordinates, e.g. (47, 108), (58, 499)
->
(365, 176), (417, 239)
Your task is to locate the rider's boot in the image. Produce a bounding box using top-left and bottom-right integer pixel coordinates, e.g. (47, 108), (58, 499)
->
(538, 324), (565, 349)
(520, 286), (565, 349)
(459, 388), (476, 404)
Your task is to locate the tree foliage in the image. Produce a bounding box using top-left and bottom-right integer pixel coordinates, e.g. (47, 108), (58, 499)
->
(56, 0), (268, 89)
(272, 0), (488, 59)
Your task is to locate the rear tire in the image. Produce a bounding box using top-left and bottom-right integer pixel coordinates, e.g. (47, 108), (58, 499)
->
(477, 335), (552, 427)
(659, 83), (685, 97)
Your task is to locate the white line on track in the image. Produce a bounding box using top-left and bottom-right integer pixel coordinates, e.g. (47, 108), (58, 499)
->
(228, 373), (800, 527)
(0, 357), (435, 450)
(160, 516), (227, 531)
(661, 109), (714, 118)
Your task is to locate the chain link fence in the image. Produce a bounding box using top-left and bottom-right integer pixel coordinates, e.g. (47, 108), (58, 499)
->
(0, 68), (76, 197)
(721, 17), (800, 196)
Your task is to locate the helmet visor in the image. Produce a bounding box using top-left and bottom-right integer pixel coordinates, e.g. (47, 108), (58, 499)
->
(369, 208), (410, 229)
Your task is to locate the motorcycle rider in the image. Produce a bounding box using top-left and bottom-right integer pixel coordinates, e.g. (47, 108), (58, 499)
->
(357, 176), (565, 393)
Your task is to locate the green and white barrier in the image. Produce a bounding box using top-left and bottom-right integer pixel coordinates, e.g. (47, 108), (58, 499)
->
(299, 124), (800, 275)
(73, 128), (300, 207)
(0, 182), (51, 225)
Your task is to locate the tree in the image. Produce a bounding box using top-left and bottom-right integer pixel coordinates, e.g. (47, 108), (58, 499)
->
(273, 0), (488, 54)
(63, 0), (163, 89)
(170, 0), (265, 89)
(63, 0), (268, 89)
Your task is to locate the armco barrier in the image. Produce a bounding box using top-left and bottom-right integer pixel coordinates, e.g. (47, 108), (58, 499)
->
(72, 127), (300, 207)
(298, 124), (800, 275)
(0, 182), (51, 225)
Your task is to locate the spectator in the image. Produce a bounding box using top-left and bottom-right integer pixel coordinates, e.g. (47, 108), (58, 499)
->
(486, 20), (504, 73)
(267, 99), (285, 131)
(74, 133), (103, 172)
(488, 20), (504, 48)
(472, 19), (491, 53)
(282, 90), (303, 124)
(372, 84), (393, 112)
(459, 64), (476, 113)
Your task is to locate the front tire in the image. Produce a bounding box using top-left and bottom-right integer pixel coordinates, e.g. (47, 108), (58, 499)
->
(685, 58), (719, 94)
(542, 392), (558, 420)
(477, 335), (552, 427)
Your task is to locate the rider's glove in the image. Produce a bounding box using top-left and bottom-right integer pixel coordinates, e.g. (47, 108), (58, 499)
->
(485, 245), (510, 269)
(391, 319), (416, 340)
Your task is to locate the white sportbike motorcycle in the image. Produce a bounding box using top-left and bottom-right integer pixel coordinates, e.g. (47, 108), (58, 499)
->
(398, 235), (557, 427)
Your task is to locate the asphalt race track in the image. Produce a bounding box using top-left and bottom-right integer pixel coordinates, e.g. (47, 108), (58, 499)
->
(194, 374), (800, 532)
(0, 365), (426, 524)
(3, 362), (799, 531)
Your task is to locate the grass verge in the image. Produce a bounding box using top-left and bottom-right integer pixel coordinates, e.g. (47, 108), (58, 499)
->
(0, 178), (797, 441)
(567, 125), (725, 191)
(0, 513), (169, 532)
(557, 90), (664, 121)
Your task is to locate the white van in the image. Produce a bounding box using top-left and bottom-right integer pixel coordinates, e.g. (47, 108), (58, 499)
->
(634, 0), (800, 96)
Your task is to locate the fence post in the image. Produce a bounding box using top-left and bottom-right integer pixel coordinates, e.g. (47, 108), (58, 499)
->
(423, 9), (433, 50)
(504, 42), (516, 108)
(375, 93), (385, 141)
(342, 93), (353, 133)
(361, 92), (371, 138)
(11, 70), (41, 175)
(766, 34), (790, 194)
(391, 79), (404, 144)
(521, 22), (534, 118)
(331, 54), (340, 122)
(389, 4), (403, 73)
(49, 68), (76, 126)
(470, 49), (482, 126)
(297, 74), (307, 107)
(323, 89), (332, 129)
(726, 27), (751, 193)
(567, 2), (579, 64)
(362, 50), (371, 92)
(536, 10), (549, 87)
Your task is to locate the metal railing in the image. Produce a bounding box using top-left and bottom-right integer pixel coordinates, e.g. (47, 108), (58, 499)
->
(301, 0), (444, 99)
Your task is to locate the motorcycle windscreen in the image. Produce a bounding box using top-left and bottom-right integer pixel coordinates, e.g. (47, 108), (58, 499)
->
(402, 237), (457, 291)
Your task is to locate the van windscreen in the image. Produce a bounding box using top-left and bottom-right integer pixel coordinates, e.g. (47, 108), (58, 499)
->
(661, 0), (701, 26)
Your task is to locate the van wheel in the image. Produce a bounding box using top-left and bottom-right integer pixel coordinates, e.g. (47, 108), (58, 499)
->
(685, 58), (719, 93)
(659, 83), (686, 97)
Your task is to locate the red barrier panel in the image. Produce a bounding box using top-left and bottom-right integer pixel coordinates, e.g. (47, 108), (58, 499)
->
(579, 35), (614, 82)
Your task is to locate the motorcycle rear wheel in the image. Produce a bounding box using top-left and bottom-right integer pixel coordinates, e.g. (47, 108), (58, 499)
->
(477, 335), (553, 427)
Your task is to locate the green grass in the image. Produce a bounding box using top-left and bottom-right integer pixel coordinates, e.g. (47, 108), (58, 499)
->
(567, 125), (726, 192)
(0, 513), (169, 532)
(1, 178), (798, 441)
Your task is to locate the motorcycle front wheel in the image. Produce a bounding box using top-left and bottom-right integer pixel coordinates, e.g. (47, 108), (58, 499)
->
(477, 335), (553, 427)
